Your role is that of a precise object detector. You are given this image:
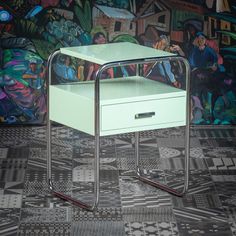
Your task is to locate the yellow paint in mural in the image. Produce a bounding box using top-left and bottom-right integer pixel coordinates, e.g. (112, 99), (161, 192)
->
(220, 20), (231, 31)
(216, 0), (230, 12)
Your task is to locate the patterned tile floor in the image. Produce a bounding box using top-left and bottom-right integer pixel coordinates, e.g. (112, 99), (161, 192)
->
(0, 125), (236, 235)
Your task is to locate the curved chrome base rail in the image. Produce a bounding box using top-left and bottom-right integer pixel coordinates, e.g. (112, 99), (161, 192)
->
(136, 175), (185, 197)
(46, 50), (99, 212)
(48, 180), (93, 211)
(134, 127), (190, 197)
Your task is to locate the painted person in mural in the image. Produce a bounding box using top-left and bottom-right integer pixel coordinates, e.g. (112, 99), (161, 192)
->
(85, 32), (113, 80)
(0, 87), (21, 123)
(0, 44), (47, 124)
(22, 58), (46, 90)
(189, 32), (235, 123)
(189, 32), (218, 72)
(145, 35), (184, 88)
(189, 32), (223, 101)
(53, 55), (78, 83)
(2, 73), (46, 124)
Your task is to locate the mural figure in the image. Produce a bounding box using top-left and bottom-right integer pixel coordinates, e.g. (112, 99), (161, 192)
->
(189, 32), (218, 71)
(0, 87), (21, 123)
(85, 32), (114, 81)
(145, 35), (184, 89)
(153, 35), (181, 88)
(22, 58), (45, 90)
(189, 32), (219, 121)
(190, 32), (235, 124)
(53, 55), (78, 83)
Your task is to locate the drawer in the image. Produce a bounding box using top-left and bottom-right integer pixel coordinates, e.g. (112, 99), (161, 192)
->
(101, 96), (186, 133)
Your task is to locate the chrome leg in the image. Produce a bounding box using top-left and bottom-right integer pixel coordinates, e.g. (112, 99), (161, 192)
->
(46, 118), (53, 191)
(135, 57), (191, 197)
(93, 132), (100, 209)
(46, 50), (96, 211)
(135, 126), (190, 197)
(135, 132), (141, 175)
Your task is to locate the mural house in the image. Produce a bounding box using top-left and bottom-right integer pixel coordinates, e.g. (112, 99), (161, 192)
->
(92, 4), (136, 41)
(135, 0), (170, 38)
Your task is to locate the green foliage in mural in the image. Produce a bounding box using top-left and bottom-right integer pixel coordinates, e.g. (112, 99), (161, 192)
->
(90, 26), (107, 39)
(74, 0), (83, 7)
(2, 50), (13, 64)
(112, 34), (139, 44)
(172, 10), (203, 30)
(217, 31), (236, 40)
(36, 9), (59, 27)
(12, 0), (24, 8)
(31, 39), (63, 60)
(4, 67), (28, 87)
(74, 0), (92, 33)
(14, 19), (40, 37)
(96, 0), (113, 6)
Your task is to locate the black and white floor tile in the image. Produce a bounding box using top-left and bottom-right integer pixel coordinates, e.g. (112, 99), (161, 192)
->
(0, 125), (235, 235)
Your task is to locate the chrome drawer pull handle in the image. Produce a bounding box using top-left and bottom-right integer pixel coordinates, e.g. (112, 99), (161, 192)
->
(135, 112), (155, 119)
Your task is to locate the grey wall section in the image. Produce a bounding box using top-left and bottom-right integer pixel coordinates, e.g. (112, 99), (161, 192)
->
(0, 0), (235, 125)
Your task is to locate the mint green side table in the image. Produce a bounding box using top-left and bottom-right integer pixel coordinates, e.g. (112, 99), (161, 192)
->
(47, 42), (191, 211)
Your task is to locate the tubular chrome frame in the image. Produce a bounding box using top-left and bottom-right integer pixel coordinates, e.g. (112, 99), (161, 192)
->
(134, 57), (191, 196)
(47, 50), (95, 211)
(47, 52), (191, 211)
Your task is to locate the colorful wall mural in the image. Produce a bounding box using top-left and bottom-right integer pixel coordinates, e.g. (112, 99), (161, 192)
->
(0, 0), (235, 125)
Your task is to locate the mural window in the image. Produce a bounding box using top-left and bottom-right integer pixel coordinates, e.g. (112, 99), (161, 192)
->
(114, 21), (121, 31)
(158, 14), (165, 24)
(130, 23), (133, 30)
(220, 20), (231, 31)
(221, 34), (231, 45)
(208, 17), (217, 38)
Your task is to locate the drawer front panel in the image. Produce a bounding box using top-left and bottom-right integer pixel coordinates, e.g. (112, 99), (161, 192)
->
(101, 96), (186, 132)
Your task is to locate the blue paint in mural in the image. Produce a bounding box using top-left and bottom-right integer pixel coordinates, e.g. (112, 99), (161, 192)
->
(1, 48), (46, 123)
(0, 0), (235, 125)
(53, 55), (78, 82)
(43, 19), (91, 46)
(25, 6), (43, 19)
(0, 9), (12, 22)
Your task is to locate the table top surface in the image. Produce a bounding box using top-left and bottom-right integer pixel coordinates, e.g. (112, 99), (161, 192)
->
(51, 76), (185, 104)
(60, 42), (175, 65)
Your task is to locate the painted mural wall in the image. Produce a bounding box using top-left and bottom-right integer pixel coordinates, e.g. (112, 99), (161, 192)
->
(0, 0), (235, 125)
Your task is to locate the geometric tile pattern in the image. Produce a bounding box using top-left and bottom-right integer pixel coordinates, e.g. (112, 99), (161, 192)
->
(0, 182), (24, 195)
(0, 148), (8, 159)
(0, 194), (22, 208)
(122, 206), (175, 222)
(0, 126), (235, 235)
(20, 207), (72, 222)
(125, 221), (179, 236)
(0, 208), (20, 235)
(0, 159), (27, 182)
(206, 158), (236, 170)
(214, 182), (236, 208)
(72, 221), (125, 236)
(177, 221), (232, 236)
(121, 193), (172, 208)
(173, 207), (228, 222)
(73, 207), (122, 221)
(172, 192), (222, 208)
(18, 222), (71, 236)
